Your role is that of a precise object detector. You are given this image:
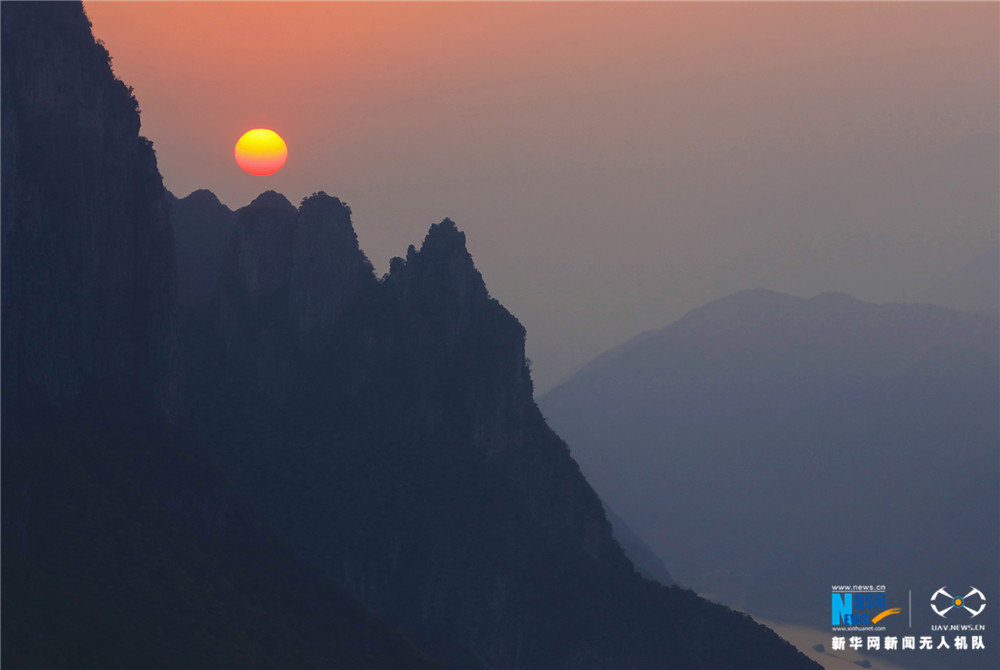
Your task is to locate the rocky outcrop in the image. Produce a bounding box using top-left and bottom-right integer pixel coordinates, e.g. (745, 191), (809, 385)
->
(218, 190), (377, 335)
(182, 202), (820, 669)
(168, 189), (235, 307)
(211, 190), (378, 400)
(384, 219), (532, 454)
(291, 192), (376, 340)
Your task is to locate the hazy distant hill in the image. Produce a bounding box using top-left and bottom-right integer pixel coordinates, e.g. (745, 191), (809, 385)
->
(540, 289), (999, 663)
(177, 194), (818, 668)
(909, 247), (999, 317)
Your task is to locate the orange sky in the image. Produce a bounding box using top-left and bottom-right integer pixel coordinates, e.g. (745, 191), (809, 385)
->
(84, 1), (999, 391)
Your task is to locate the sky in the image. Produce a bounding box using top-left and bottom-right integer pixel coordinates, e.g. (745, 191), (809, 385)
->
(84, 1), (999, 392)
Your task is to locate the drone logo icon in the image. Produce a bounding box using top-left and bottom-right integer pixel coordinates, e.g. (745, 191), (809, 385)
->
(931, 587), (986, 618)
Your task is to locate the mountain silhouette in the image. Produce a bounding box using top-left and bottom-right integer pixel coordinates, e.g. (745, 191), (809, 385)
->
(540, 289), (999, 667)
(1, 4), (434, 668)
(2, 3), (822, 668)
(177, 203), (819, 668)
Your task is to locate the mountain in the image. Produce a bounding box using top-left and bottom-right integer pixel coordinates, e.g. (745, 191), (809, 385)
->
(178, 202), (819, 669)
(539, 289), (999, 663)
(909, 247), (999, 318)
(168, 189), (236, 307)
(1, 4), (434, 668)
(2, 4), (818, 667)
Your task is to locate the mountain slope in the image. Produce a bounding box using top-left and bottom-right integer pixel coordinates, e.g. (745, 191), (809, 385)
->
(1, 4), (434, 668)
(539, 289), (999, 640)
(179, 199), (819, 668)
(603, 503), (675, 586)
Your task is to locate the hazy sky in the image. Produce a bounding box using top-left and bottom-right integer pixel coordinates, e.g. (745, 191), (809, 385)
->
(84, 1), (998, 392)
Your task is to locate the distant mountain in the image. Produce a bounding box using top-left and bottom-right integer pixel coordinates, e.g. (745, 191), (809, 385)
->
(1, 4), (434, 668)
(909, 247), (999, 317)
(178, 197), (819, 668)
(540, 289), (999, 665)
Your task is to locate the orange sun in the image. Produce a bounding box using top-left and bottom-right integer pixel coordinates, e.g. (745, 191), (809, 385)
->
(234, 128), (288, 176)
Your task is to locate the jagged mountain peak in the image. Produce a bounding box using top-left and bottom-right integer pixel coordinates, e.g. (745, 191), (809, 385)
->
(420, 217), (468, 256)
(296, 190), (363, 253)
(300, 190), (351, 215)
(215, 189), (379, 340)
(391, 218), (490, 309)
(290, 194), (376, 338)
(245, 189), (295, 213)
(179, 188), (228, 209)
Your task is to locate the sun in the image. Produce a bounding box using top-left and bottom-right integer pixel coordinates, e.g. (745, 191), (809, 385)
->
(234, 128), (288, 176)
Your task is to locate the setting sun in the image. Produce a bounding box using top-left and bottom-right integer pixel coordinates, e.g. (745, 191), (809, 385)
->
(234, 128), (287, 176)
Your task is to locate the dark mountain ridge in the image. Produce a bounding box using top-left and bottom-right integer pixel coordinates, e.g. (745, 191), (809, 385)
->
(3, 3), (818, 668)
(177, 195), (818, 668)
(1, 4), (434, 668)
(1, 0), (179, 428)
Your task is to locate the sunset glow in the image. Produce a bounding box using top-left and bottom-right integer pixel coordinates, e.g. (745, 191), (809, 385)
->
(234, 128), (287, 176)
(83, 0), (998, 391)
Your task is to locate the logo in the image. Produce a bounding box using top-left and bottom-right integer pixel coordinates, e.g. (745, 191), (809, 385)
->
(931, 587), (986, 618)
(832, 591), (901, 626)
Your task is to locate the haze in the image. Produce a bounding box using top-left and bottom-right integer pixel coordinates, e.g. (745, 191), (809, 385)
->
(84, 1), (998, 392)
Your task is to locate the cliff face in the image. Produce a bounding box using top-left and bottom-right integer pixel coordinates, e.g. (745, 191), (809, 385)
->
(1, 2), (179, 426)
(290, 192), (376, 339)
(205, 190), (378, 402)
(183, 197), (819, 669)
(221, 191), (297, 306)
(219, 190), (377, 341)
(0, 5), (435, 668)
